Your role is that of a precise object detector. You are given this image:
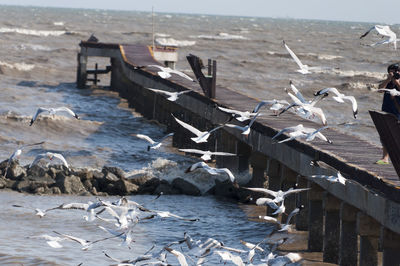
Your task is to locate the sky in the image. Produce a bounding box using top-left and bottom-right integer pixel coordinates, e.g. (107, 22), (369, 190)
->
(0, 0), (400, 24)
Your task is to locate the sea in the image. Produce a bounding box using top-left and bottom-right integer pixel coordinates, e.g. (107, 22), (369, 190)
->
(0, 5), (397, 265)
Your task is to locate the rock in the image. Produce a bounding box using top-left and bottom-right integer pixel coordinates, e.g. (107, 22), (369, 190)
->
(82, 179), (93, 191)
(28, 174), (55, 186)
(104, 179), (139, 195)
(102, 166), (126, 179)
(213, 179), (241, 200)
(0, 178), (6, 189)
(172, 178), (201, 196)
(5, 161), (26, 180)
(27, 164), (48, 178)
(51, 186), (62, 195)
(130, 174), (161, 194)
(56, 173), (87, 194)
(153, 181), (180, 195)
(34, 187), (46, 194)
(14, 179), (32, 192)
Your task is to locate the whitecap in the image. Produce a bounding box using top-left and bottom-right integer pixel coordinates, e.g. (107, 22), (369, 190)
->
(195, 32), (248, 40)
(17, 44), (53, 51)
(53, 21), (64, 26)
(0, 61), (35, 71)
(155, 37), (196, 47)
(306, 52), (344, 60)
(0, 27), (67, 37)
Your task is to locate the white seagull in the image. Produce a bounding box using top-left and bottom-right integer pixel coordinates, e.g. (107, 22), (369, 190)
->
(172, 114), (223, 143)
(278, 205), (304, 232)
(164, 247), (189, 266)
(179, 148), (236, 161)
(283, 40), (326, 74)
(360, 25), (398, 50)
(311, 171), (346, 185)
(28, 234), (66, 248)
(146, 64), (194, 81)
(133, 133), (174, 151)
(29, 152), (69, 169)
(243, 186), (310, 204)
(147, 88), (191, 101)
(3, 141), (44, 178)
(272, 124), (332, 144)
(30, 107), (79, 126)
(225, 112), (260, 136)
(377, 88), (400, 97)
(185, 161), (236, 183)
(314, 87), (358, 118)
(252, 99), (290, 114)
(218, 106), (258, 122)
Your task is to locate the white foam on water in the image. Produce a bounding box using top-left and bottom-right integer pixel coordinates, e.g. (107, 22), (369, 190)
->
(155, 37), (196, 47)
(0, 61), (35, 71)
(0, 27), (67, 36)
(53, 21), (64, 26)
(195, 32), (248, 40)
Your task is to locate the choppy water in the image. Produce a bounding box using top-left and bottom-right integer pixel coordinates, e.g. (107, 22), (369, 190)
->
(0, 5), (396, 264)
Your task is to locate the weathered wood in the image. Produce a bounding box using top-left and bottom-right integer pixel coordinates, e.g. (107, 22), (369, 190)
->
(186, 54), (216, 98)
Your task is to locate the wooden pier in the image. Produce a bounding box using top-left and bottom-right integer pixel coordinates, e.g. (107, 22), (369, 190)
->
(77, 41), (400, 265)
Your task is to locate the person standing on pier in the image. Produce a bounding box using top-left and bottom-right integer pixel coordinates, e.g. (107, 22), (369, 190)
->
(376, 63), (400, 164)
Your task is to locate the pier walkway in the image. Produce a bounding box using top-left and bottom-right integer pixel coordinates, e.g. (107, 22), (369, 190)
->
(77, 41), (400, 265)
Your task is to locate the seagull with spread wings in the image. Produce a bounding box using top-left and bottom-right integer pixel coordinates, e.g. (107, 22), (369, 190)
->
(224, 112), (260, 136)
(179, 148), (236, 161)
(133, 133), (174, 151)
(30, 107), (79, 126)
(314, 87), (358, 118)
(147, 88), (191, 101)
(360, 25), (398, 50)
(29, 152), (69, 170)
(146, 64), (194, 81)
(185, 161), (236, 183)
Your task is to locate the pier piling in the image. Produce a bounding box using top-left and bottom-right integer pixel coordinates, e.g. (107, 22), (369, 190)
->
(339, 203), (358, 266)
(323, 193), (341, 264)
(357, 212), (380, 266)
(308, 182), (324, 251)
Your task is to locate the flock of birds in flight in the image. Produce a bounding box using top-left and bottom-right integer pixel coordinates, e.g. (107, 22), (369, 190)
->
(4, 23), (396, 265)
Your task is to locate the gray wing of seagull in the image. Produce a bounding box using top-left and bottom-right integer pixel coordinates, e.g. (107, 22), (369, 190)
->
(305, 126), (331, 143)
(243, 187), (278, 197)
(153, 210), (198, 222)
(30, 107), (51, 125)
(341, 95), (358, 118)
(377, 88), (400, 96)
(29, 153), (48, 168)
(272, 124), (304, 141)
(215, 250), (245, 266)
(289, 81), (308, 104)
(252, 100), (277, 113)
(256, 198), (280, 209)
(158, 132), (174, 142)
(214, 168), (236, 182)
(218, 106), (254, 121)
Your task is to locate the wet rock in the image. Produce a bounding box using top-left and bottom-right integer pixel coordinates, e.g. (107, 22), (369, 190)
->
(172, 178), (201, 196)
(51, 186), (62, 195)
(102, 166), (126, 179)
(82, 179), (93, 191)
(27, 164), (48, 178)
(34, 186), (46, 194)
(104, 179), (139, 195)
(153, 181), (180, 195)
(5, 179), (16, 189)
(28, 174), (55, 186)
(77, 169), (94, 182)
(0, 177), (6, 189)
(5, 161), (26, 180)
(56, 173), (86, 194)
(14, 179), (32, 192)
(213, 179), (241, 200)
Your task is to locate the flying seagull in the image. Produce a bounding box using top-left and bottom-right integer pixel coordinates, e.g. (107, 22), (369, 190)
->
(217, 106), (258, 122)
(147, 88), (191, 101)
(224, 112), (260, 136)
(314, 87), (358, 118)
(146, 64), (194, 81)
(29, 152), (69, 170)
(185, 161), (236, 183)
(133, 133), (174, 151)
(30, 107), (79, 126)
(377, 88), (400, 97)
(172, 114), (223, 143)
(360, 25), (398, 50)
(179, 148), (236, 161)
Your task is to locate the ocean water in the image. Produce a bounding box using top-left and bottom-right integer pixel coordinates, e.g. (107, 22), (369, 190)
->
(0, 5), (395, 265)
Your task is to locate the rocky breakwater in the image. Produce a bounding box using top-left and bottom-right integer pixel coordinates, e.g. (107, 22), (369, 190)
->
(0, 160), (245, 199)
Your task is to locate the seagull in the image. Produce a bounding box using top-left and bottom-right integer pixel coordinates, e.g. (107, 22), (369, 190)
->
(218, 106), (258, 122)
(243, 186), (310, 204)
(311, 171), (346, 185)
(98, 225), (133, 246)
(29, 152), (69, 170)
(164, 247), (189, 266)
(133, 133), (174, 151)
(28, 234), (66, 248)
(277, 125), (332, 144)
(12, 204), (48, 218)
(179, 148), (236, 161)
(258, 215), (279, 223)
(146, 64), (194, 81)
(3, 141), (44, 178)
(147, 88), (191, 101)
(252, 99), (290, 114)
(314, 87), (358, 118)
(377, 88), (400, 97)
(30, 107), (79, 126)
(152, 210), (199, 222)
(185, 161), (236, 183)
(215, 250), (245, 266)
(278, 205), (304, 232)
(224, 112), (260, 136)
(256, 197), (281, 210)
(360, 25), (398, 50)
(172, 114), (223, 143)
(272, 124), (332, 144)
(264, 252), (302, 266)
(53, 230), (120, 250)
(283, 40), (327, 74)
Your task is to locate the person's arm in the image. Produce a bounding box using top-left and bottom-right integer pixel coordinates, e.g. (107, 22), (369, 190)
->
(379, 73), (394, 90)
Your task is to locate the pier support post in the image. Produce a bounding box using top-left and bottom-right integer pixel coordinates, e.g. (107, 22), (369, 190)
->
(76, 52), (88, 89)
(248, 152), (268, 188)
(382, 228), (400, 266)
(237, 141), (251, 173)
(280, 166), (297, 224)
(266, 159), (281, 216)
(295, 175), (309, 230)
(308, 182), (324, 252)
(323, 193), (341, 264)
(216, 130), (239, 171)
(357, 212), (381, 266)
(339, 203), (358, 266)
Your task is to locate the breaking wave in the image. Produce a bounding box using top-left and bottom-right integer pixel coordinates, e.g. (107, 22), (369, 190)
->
(0, 27), (76, 37)
(194, 32), (248, 40)
(155, 37), (196, 47)
(0, 61), (35, 71)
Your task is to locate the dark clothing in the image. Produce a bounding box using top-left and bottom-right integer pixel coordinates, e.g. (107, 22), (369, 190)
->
(381, 81), (400, 119)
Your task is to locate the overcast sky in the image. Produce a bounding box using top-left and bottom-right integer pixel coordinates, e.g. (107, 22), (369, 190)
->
(1, 0), (399, 24)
